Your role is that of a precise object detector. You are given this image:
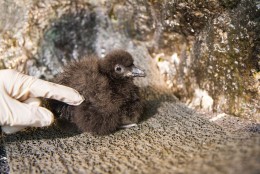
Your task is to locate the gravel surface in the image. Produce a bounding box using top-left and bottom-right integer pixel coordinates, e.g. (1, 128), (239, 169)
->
(0, 138), (9, 174)
(1, 93), (260, 174)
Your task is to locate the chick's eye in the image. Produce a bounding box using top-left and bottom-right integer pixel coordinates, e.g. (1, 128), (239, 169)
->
(115, 65), (124, 73)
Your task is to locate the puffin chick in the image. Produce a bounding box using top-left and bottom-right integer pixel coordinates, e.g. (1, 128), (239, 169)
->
(48, 50), (146, 135)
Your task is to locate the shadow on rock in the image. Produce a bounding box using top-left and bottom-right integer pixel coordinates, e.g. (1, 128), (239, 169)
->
(3, 123), (81, 144)
(247, 124), (260, 134)
(140, 86), (178, 122)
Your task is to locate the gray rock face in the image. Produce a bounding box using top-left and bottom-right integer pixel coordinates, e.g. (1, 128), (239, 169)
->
(0, 0), (259, 118)
(192, 1), (259, 119)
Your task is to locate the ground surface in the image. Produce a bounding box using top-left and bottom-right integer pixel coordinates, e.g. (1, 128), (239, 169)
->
(1, 93), (260, 174)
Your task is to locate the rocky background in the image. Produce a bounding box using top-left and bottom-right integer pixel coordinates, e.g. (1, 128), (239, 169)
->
(0, 0), (259, 120)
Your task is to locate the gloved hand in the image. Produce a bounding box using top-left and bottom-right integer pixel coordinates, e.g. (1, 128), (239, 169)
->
(0, 69), (84, 134)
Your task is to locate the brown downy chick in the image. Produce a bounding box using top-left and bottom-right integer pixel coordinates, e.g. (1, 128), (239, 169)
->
(48, 50), (146, 135)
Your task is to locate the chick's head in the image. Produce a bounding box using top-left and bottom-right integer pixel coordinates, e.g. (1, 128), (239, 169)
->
(99, 50), (146, 80)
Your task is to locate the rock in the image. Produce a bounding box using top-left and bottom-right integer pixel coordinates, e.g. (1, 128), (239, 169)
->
(3, 100), (260, 173)
(192, 1), (259, 119)
(0, 139), (9, 173)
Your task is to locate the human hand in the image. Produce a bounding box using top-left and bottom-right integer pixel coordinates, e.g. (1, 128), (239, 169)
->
(0, 69), (84, 134)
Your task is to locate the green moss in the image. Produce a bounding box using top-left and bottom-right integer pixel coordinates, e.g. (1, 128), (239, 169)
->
(108, 7), (117, 21)
(219, 0), (241, 9)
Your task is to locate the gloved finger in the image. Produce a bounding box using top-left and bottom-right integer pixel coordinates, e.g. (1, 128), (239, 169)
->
(1, 126), (27, 134)
(1, 98), (45, 134)
(0, 94), (54, 127)
(23, 97), (41, 106)
(2, 69), (84, 105)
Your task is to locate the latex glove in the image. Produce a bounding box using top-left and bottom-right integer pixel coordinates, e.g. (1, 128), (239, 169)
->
(0, 69), (84, 134)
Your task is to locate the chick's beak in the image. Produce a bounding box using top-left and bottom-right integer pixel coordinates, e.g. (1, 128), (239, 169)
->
(130, 66), (146, 77)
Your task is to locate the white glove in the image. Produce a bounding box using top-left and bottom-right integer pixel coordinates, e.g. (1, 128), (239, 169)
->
(0, 69), (84, 134)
